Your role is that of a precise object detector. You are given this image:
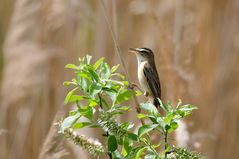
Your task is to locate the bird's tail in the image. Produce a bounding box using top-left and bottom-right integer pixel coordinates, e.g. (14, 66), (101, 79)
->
(154, 98), (164, 114)
(153, 98), (160, 108)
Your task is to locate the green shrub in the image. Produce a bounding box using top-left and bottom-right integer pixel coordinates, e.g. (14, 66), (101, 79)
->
(59, 55), (201, 159)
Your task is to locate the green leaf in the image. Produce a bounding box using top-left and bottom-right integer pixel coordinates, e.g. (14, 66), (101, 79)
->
(116, 90), (132, 104)
(73, 122), (92, 129)
(78, 106), (93, 120)
(145, 154), (157, 159)
(122, 146), (127, 157)
(85, 54), (92, 64)
(179, 104), (197, 112)
(165, 124), (171, 132)
(93, 57), (104, 70)
(148, 116), (157, 124)
(128, 133), (138, 141)
(122, 138), (132, 156)
(177, 99), (183, 108)
(137, 113), (147, 119)
(138, 124), (158, 137)
(89, 83), (102, 97)
(88, 99), (98, 107)
(68, 95), (89, 103)
(135, 90), (142, 96)
(88, 68), (100, 82)
(140, 102), (159, 117)
(125, 146), (144, 159)
(108, 135), (117, 152)
(63, 81), (77, 86)
(101, 97), (109, 109)
(111, 111), (124, 117)
(168, 121), (178, 133)
(111, 73), (125, 79)
(65, 64), (78, 70)
(101, 63), (111, 79)
(156, 117), (165, 130)
(157, 98), (169, 114)
(167, 100), (173, 110)
(120, 122), (134, 130)
(135, 147), (147, 159)
(121, 80), (129, 86)
(117, 106), (131, 111)
(64, 87), (78, 105)
(177, 104), (197, 117)
(163, 113), (175, 124)
(165, 121), (179, 133)
(111, 105), (130, 112)
(72, 78), (77, 83)
(117, 137), (124, 145)
(157, 117), (165, 132)
(61, 113), (80, 130)
(176, 110), (185, 118)
(69, 110), (77, 116)
(80, 78), (89, 92)
(104, 79), (125, 86)
(111, 64), (120, 73)
(112, 150), (122, 159)
(152, 143), (161, 149)
(77, 71), (91, 80)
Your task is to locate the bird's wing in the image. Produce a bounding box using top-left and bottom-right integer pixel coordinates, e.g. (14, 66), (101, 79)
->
(143, 62), (161, 99)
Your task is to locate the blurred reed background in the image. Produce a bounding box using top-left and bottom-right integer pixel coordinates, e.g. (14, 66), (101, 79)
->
(0, 0), (239, 159)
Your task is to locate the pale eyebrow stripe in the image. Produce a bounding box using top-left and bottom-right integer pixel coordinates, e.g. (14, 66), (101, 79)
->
(138, 48), (148, 52)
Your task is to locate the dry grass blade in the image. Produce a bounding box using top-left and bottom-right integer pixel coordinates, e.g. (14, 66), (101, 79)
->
(38, 106), (69, 159)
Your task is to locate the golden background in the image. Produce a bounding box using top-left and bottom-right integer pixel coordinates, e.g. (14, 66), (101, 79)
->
(0, 0), (239, 158)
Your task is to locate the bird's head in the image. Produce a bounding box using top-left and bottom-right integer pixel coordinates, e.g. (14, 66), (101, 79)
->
(129, 47), (154, 62)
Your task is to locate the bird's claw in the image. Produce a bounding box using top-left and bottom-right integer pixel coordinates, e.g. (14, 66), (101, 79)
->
(128, 83), (137, 90)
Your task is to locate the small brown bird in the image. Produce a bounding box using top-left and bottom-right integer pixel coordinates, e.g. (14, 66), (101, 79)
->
(129, 48), (161, 107)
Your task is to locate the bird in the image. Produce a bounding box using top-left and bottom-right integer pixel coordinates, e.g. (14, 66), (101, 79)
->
(129, 47), (161, 107)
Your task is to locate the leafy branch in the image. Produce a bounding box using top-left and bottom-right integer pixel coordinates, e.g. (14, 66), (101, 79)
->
(59, 55), (201, 159)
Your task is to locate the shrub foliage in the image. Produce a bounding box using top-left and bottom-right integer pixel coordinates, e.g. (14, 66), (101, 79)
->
(59, 55), (200, 159)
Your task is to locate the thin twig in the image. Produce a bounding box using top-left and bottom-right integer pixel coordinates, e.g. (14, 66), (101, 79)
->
(100, 0), (128, 79)
(164, 131), (168, 158)
(98, 93), (103, 109)
(112, 0), (118, 54)
(100, 0), (144, 124)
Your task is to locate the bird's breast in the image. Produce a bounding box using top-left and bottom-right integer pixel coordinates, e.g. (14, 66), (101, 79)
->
(138, 61), (151, 95)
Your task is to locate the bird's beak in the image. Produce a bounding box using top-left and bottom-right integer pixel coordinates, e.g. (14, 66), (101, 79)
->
(129, 48), (139, 54)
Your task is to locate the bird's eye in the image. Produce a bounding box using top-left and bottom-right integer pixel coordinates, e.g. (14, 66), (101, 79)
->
(140, 51), (148, 57)
(140, 52), (145, 56)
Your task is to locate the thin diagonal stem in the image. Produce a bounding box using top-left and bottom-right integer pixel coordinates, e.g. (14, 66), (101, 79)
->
(164, 131), (168, 158)
(100, 0), (129, 79)
(100, 0), (144, 124)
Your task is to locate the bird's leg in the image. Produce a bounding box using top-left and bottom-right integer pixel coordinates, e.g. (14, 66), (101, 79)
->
(128, 82), (143, 91)
(128, 82), (136, 89)
(128, 83), (150, 98)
